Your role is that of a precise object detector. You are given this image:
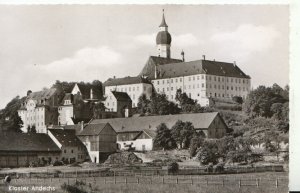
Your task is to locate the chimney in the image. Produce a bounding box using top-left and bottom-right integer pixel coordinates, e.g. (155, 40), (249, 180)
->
(202, 55), (206, 60)
(81, 121), (84, 132)
(113, 76), (116, 79)
(27, 90), (32, 96)
(181, 50), (185, 62)
(233, 61), (236, 66)
(90, 89), (93, 99)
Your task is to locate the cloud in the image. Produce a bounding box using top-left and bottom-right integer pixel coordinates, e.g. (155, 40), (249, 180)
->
(134, 33), (156, 45)
(173, 33), (200, 48)
(211, 24), (280, 58)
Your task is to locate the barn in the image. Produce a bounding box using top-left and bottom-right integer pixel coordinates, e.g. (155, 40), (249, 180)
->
(0, 132), (61, 168)
(90, 112), (228, 151)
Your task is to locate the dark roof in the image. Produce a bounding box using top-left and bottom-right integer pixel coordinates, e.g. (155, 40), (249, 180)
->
(90, 112), (223, 133)
(0, 133), (60, 152)
(156, 31), (172, 45)
(48, 129), (83, 147)
(156, 59), (251, 79)
(159, 12), (168, 27)
(103, 76), (151, 87)
(63, 124), (82, 135)
(139, 56), (183, 79)
(78, 123), (114, 136)
(74, 83), (102, 100)
(27, 88), (58, 101)
(61, 93), (74, 105)
(111, 91), (132, 102)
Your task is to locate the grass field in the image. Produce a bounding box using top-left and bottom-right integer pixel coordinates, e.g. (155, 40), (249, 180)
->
(0, 172), (288, 193)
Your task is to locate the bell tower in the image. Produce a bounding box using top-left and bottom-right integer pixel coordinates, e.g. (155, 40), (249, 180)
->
(156, 10), (172, 58)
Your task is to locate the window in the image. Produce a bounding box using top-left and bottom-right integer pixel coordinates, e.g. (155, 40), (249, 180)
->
(171, 87), (173, 91)
(129, 87), (131, 91)
(157, 88), (160, 92)
(189, 93), (191, 98)
(171, 79), (173, 83)
(180, 78), (182, 82)
(171, 95), (173, 99)
(167, 87), (169, 91)
(137, 86), (139, 91)
(163, 88), (165, 92)
(214, 77), (216, 81)
(157, 80), (159, 85)
(64, 150), (66, 153)
(214, 85), (217, 89)
(236, 79), (238, 83)
(202, 75), (204, 79)
(231, 78), (233, 82)
(193, 76), (195, 81)
(222, 78), (224, 82)
(202, 83), (204, 88)
(175, 79), (178, 83)
(197, 76), (200, 80)
(231, 86), (233, 90)
(162, 80), (165, 84)
(189, 85), (191, 89)
(222, 85), (224, 90)
(218, 77), (220, 82)
(112, 102), (115, 106)
(193, 85), (195, 89)
(209, 76), (211, 81)
(71, 149), (74, 153)
(167, 80), (169, 83)
(133, 87), (135, 91)
(189, 77), (191, 81)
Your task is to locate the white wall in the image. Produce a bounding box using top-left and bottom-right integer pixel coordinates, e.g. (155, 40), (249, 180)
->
(117, 139), (153, 151)
(105, 83), (152, 108)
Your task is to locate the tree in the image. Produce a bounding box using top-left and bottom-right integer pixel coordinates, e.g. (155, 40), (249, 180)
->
(197, 140), (220, 165)
(28, 125), (37, 133)
(153, 123), (176, 150)
(92, 102), (106, 119)
(189, 134), (205, 157)
(171, 120), (196, 149)
(149, 93), (180, 115)
(137, 94), (151, 115)
(175, 89), (202, 113)
(0, 96), (23, 132)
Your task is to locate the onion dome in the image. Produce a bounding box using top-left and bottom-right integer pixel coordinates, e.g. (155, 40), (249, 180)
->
(156, 31), (172, 45)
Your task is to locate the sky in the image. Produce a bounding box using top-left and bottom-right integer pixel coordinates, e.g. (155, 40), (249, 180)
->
(0, 5), (289, 109)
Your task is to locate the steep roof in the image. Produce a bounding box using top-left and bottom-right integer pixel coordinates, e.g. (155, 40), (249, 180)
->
(103, 76), (151, 87)
(75, 83), (102, 100)
(63, 124), (82, 135)
(90, 112), (221, 133)
(111, 91), (132, 102)
(0, 132), (60, 152)
(156, 59), (251, 79)
(77, 123), (113, 136)
(159, 12), (168, 27)
(28, 88), (58, 101)
(139, 56), (183, 79)
(48, 129), (83, 147)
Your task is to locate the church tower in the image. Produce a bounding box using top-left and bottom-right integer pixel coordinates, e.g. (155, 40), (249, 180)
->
(156, 10), (172, 59)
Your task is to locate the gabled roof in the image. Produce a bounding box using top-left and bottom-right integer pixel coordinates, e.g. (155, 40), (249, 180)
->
(133, 129), (157, 140)
(156, 59), (251, 79)
(90, 112), (222, 133)
(48, 129), (83, 147)
(73, 83), (102, 100)
(103, 76), (151, 87)
(111, 91), (132, 102)
(27, 88), (58, 101)
(77, 123), (113, 136)
(139, 56), (183, 79)
(63, 124), (82, 135)
(0, 132), (60, 152)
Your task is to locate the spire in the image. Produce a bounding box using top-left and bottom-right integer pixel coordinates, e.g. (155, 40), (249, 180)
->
(159, 9), (168, 27)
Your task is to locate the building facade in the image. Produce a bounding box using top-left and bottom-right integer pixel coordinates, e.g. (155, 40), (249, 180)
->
(18, 86), (64, 133)
(77, 123), (117, 163)
(104, 91), (132, 117)
(103, 76), (152, 108)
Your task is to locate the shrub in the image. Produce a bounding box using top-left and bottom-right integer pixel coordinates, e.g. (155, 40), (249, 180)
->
(167, 162), (179, 174)
(214, 162), (225, 173)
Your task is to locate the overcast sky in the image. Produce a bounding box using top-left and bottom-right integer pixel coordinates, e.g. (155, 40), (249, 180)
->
(0, 5), (289, 109)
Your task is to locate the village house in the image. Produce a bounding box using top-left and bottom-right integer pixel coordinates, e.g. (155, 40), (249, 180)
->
(0, 132), (61, 168)
(104, 91), (132, 118)
(48, 129), (89, 163)
(103, 76), (152, 108)
(76, 123), (117, 163)
(90, 112), (228, 151)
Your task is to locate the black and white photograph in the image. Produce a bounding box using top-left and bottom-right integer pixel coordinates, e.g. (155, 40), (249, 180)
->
(0, 2), (297, 193)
